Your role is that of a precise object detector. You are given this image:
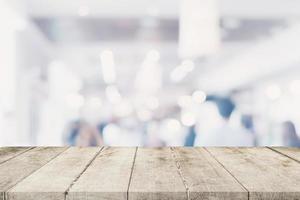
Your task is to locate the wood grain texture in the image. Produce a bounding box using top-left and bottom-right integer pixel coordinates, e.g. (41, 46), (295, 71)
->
(271, 147), (300, 162)
(206, 147), (300, 200)
(7, 147), (102, 200)
(0, 147), (32, 165)
(171, 147), (248, 200)
(67, 147), (136, 200)
(0, 147), (300, 200)
(0, 147), (67, 200)
(128, 147), (187, 200)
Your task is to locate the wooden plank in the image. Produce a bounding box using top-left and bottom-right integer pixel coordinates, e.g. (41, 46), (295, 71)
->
(0, 147), (67, 200)
(271, 147), (300, 162)
(0, 147), (32, 165)
(206, 147), (300, 200)
(7, 147), (102, 200)
(171, 147), (248, 200)
(128, 147), (187, 200)
(67, 147), (136, 200)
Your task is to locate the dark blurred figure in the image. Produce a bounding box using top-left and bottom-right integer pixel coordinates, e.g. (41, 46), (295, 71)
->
(241, 114), (257, 145)
(281, 121), (300, 147)
(63, 120), (81, 146)
(75, 122), (103, 146)
(214, 97), (236, 119)
(196, 96), (254, 146)
(241, 114), (254, 133)
(64, 120), (103, 146)
(184, 125), (196, 146)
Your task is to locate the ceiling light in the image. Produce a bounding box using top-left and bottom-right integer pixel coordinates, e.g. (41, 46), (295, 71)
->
(100, 50), (116, 84)
(179, 0), (220, 58)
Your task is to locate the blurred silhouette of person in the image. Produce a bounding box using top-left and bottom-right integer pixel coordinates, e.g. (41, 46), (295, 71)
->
(241, 114), (254, 133)
(63, 120), (81, 146)
(75, 122), (103, 146)
(241, 114), (257, 145)
(280, 121), (300, 147)
(195, 98), (254, 146)
(184, 125), (196, 146)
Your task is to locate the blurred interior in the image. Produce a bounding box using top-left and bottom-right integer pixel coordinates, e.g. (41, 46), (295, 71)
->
(1, 0), (300, 146)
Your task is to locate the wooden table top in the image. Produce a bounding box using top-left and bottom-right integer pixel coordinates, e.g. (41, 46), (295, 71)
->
(0, 147), (300, 200)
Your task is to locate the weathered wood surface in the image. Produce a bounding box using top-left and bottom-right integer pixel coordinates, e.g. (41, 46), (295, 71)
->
(0, 147), (299, 200)
(7, 147), (102, 200)
(129, 148), (187, 200)
(67, 147), (136, 200)
(0, 147), (32, 165)
(171, 147), (247, 200)
(206, 147), (300, 200)
(0, 147), (67, 200)
(270, 147), (300, 162)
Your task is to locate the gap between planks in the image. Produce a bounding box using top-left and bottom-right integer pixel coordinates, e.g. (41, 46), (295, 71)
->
(0, 147), (35, 166)
(203, 147), (250, 200)
(3, 147), (70, 200)
(126, 147), (138, 200)
(267, 147), (300, 164)
(64, 146), (105, 200)
(170, 147), (190, 200)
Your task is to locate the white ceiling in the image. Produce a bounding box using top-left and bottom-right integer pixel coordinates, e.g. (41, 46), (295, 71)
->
(8, 0), (300, 94)
(9, 0), (300, 19)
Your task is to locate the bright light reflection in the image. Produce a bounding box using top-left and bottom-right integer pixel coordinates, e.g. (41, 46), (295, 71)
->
(170, 60), (194, 82)
(100, 50), (116, 84)
(192, 90), (206, 103)
(166, 118), (181, 132)
(105, 85), (122, 104)
(181, 112), (196, 126)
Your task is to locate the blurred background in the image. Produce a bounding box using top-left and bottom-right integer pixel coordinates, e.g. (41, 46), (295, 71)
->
(1, 0), (300, 147)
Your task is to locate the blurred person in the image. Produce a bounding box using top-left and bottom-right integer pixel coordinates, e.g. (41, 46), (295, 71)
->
(63, 119), (82, 146)
(280, 121), (300, 147)
(241, 114), (254, 133)
(75, 122), (103, 147)
(195, 98), (254, 146)
(240, 114), (257, 145)
(184, 125), (197, 146)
